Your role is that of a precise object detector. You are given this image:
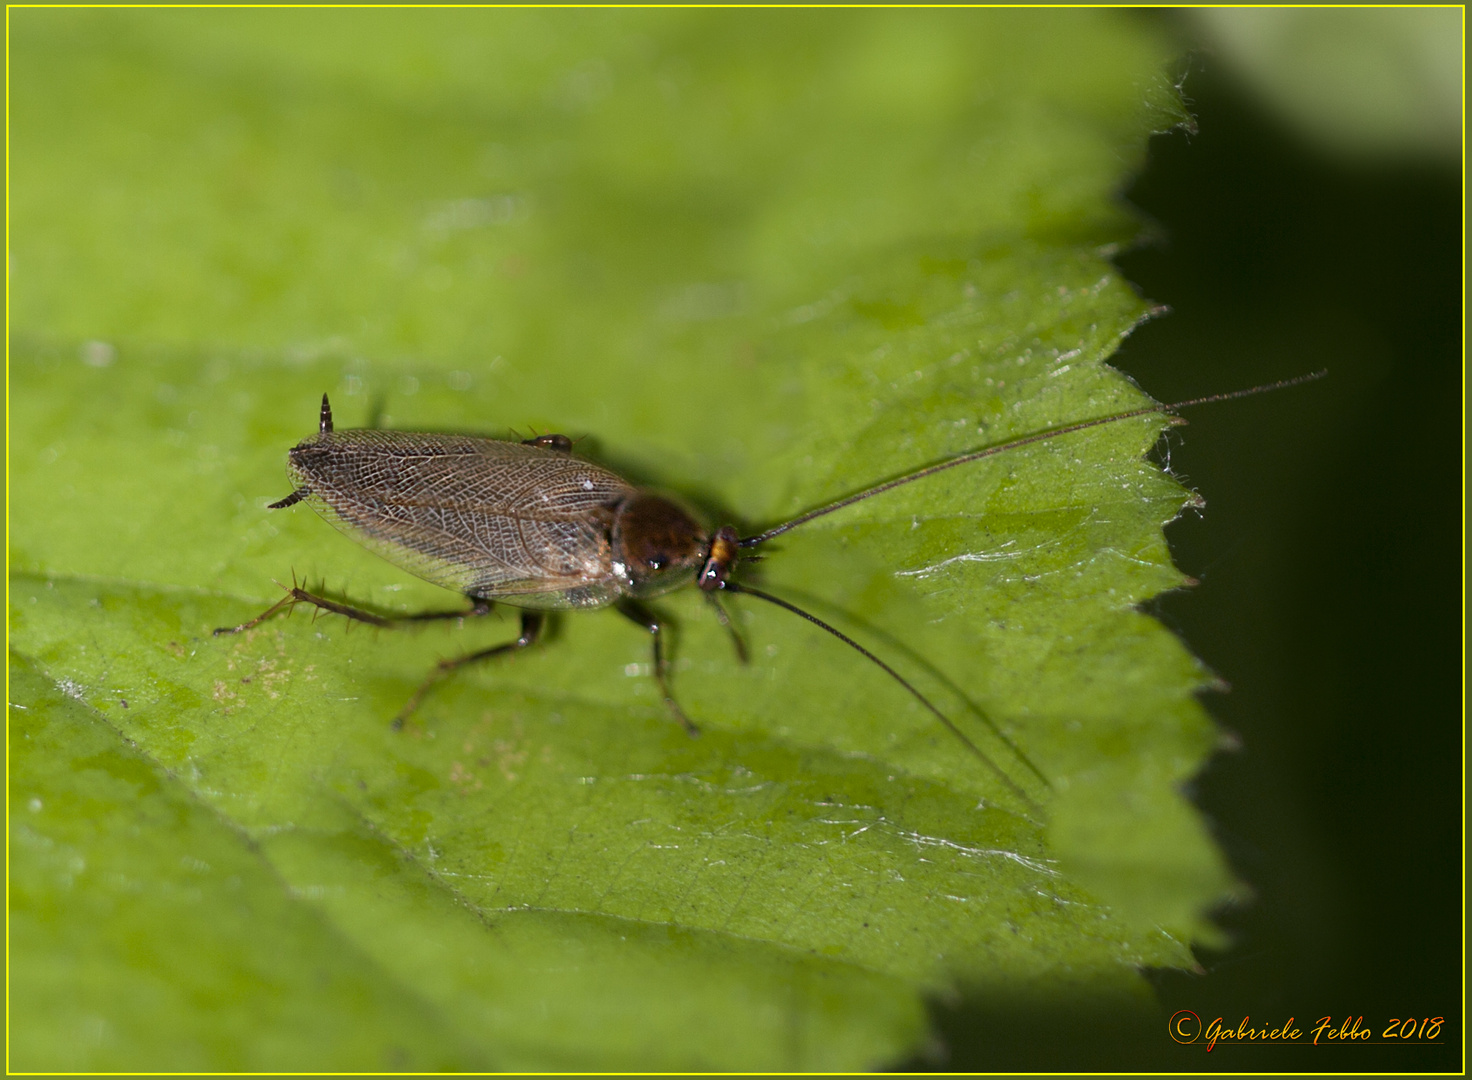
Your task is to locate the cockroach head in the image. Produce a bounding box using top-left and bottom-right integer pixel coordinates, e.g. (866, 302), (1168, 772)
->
(698, 526), (740, 593)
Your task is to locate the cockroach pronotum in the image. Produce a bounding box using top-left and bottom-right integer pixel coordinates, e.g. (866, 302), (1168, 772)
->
(217, 370), (1323, 799)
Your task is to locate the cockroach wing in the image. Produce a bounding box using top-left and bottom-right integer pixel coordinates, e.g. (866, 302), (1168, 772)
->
(285, 430), (638, 609)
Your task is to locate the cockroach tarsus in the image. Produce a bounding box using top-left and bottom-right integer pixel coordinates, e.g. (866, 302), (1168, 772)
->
(217, 369), (1325, 801)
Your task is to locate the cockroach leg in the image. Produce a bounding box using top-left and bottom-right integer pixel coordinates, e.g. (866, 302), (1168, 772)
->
(214, 585), (491, 636)
(393, 610), (544, 730)
(616, 599), (700, 736)
(399, 596), (495, 623)
(705, 592), (748, 665)
(213, 586), (386, 635)
(212, 590), (309, 636)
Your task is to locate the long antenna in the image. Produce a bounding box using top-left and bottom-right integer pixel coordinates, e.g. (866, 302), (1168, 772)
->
(722, 580), (1042, 810)
(740, 370), (1327, 547)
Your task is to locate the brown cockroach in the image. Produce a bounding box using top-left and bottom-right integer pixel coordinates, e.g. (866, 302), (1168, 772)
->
(217, 371), (1323, 795)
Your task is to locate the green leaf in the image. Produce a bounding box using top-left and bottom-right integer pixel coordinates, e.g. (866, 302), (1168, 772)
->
(10, 9), (1233, 1069)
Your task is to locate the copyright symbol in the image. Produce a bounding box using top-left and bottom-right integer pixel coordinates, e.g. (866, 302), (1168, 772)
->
(1169, 1009), (1202, 1044)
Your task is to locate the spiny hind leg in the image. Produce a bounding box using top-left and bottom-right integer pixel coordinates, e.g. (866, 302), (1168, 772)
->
(393, 610), (544, 730)
(214, 578), (491, 636)
(616, 599), (699, 736)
